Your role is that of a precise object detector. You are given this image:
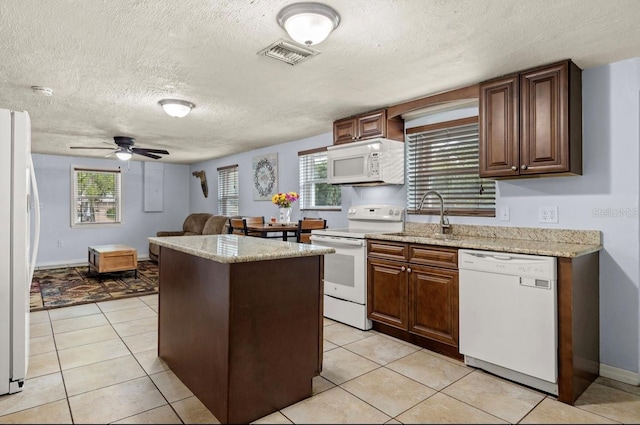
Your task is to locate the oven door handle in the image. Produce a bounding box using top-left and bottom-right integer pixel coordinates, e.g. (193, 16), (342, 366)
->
(309, 235), (365, 247)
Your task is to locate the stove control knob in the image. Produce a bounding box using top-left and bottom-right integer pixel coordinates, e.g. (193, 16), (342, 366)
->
(394, 209), (400, 215)
(388, 209), (394, 216)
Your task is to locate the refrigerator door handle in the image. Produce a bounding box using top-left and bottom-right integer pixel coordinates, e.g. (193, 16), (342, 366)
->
(29, 155), (40, 284)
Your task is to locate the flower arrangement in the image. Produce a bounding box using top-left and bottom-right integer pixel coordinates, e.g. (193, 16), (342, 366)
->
(272, 191), (299, 208)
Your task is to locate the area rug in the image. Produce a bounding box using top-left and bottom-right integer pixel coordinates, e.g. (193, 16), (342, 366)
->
(30, 260), (158, 312)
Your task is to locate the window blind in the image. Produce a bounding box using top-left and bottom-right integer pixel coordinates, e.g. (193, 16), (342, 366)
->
(298, 148), (341, 210)
(72, 167), (122, 225)
(218, 165), (239, 216)
(406, 117), (495, 216)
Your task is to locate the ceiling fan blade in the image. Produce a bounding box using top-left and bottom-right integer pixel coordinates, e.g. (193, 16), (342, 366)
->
(133, 151), (162, 160)
(132, 147), (170, 155)
(70, 146), (117, 150)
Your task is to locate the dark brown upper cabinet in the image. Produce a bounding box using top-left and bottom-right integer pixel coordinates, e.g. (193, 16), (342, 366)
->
(479, 60), (582, 178)
(333, 109), (404, 145)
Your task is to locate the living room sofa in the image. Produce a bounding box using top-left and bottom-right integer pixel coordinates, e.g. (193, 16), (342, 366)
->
(148, 213), (228, 262)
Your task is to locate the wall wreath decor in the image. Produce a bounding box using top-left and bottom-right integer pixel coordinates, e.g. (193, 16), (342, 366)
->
(252, 153), (278, 200)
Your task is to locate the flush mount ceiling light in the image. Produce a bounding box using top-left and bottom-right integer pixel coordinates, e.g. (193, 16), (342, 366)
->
(276, 2), (340, 46)
(158, 99), (195, 118)
(31, 86), (53, 96)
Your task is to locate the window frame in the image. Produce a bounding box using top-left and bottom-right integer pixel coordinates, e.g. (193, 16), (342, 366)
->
(217, 164), (239, 216)
(70, 165), (123, 228)
(298, 147), (341, 211)
(406, 116), (496, 217)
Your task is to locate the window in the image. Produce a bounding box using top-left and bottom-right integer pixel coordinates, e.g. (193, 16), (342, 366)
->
(218, 164), (239, 216)
(299, 148), (341, 210)
(72, 167), (122, 226)
(406, 116), (495, 216)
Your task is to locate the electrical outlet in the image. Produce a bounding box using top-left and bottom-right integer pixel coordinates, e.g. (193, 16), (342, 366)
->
(57, 240), (64, 248)
(539, 206), (559, 223)
(499, 206), (510, 221)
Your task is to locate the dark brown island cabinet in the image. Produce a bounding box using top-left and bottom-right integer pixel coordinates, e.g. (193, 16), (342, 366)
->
(149, 234), (333, 424)
(367, 239), (600, 406)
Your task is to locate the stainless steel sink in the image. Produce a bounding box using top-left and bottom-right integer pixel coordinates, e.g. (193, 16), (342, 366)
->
(427, 234), (469, 241)
(387, 232), (470, 241)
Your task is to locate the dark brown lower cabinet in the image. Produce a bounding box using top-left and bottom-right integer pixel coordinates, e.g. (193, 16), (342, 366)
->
(368, 258), (408, 329)
(367, 240), (460, 360)
(408, 264), (458, 347)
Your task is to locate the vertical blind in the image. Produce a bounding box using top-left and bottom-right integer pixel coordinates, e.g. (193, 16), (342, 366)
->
(406, 117), (495, 216)
(217, 165), (238, 216)
(298, 148), (341, 210)
(72, 167), (121, 224)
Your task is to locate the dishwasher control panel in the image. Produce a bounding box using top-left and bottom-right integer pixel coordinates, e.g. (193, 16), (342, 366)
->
(458, 249), (556, 280)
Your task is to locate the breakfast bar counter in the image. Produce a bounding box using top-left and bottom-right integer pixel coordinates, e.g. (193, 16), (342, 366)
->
(148, 235), (334, 424)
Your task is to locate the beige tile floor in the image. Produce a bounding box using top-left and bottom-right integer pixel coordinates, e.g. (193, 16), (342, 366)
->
(1, 294), (639, 424)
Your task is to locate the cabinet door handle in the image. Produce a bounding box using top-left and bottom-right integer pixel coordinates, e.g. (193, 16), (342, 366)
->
(400, 266), (406, 271)
(521, 164), (528, 170)
(407, 267), (412, 273)
(511, 166), (517, 171)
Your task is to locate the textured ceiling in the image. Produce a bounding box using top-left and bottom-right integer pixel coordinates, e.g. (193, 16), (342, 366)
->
(1, 0), (639, 164)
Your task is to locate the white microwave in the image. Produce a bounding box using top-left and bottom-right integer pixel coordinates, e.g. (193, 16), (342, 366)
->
(326, 138), (405, 185)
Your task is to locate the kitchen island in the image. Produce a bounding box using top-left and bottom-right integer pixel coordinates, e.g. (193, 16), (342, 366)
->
(148, 234), (334, 424)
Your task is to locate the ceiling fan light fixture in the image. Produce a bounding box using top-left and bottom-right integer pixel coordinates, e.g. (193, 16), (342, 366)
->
(158, 99), (195, 118)
(276, 2), (340, 46)
(31, 86), (54, 96)
(115, 149), (132, 161)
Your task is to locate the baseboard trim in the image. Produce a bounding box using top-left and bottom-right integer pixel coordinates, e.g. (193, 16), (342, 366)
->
(36, 259), (88, 270)
(600, 363), (640, 386)
(36, 255), (151, 271)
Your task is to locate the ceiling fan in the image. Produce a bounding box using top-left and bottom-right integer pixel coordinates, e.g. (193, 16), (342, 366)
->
(70, 136), (170, 160)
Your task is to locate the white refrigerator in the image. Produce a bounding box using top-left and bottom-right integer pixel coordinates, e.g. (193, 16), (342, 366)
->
(0, 109), (40, 395)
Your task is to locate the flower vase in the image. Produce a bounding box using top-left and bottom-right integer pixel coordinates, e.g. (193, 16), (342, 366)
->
(279, 207), (291, 223)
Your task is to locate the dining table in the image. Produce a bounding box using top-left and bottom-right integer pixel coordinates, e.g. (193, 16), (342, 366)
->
(246, 222), (299, 241)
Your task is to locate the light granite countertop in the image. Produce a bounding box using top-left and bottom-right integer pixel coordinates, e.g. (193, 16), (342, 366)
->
(366, 223), (603, 258)
(148, 234), (335, 264)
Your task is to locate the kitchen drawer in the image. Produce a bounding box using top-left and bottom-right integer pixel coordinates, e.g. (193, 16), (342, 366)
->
(409, 245), (458, 269)
(367, 240), (409, 262)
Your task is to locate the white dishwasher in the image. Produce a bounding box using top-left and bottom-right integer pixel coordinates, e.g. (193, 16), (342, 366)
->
(458, 249), (558, 395)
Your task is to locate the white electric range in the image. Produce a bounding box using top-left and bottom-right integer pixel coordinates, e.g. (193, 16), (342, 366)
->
(310, 204), (404, 330)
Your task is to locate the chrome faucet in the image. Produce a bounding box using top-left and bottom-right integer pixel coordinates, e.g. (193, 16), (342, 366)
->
(417, 190), (450, 235)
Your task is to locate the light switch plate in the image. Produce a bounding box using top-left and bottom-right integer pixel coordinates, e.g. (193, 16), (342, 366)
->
(500, 206), (510, 221)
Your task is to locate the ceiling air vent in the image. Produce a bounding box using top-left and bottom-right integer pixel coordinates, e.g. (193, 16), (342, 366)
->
(257, 39), (320, 66)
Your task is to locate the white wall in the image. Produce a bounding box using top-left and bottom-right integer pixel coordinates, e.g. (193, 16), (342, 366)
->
(188, 57), (640, 375)
(32, 154), (191, 266)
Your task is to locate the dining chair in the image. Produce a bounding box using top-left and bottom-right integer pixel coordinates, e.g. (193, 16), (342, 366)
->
(228, 217), (249, 235)
(243, 216), (266, 237)
(296, 218), (327, 243)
